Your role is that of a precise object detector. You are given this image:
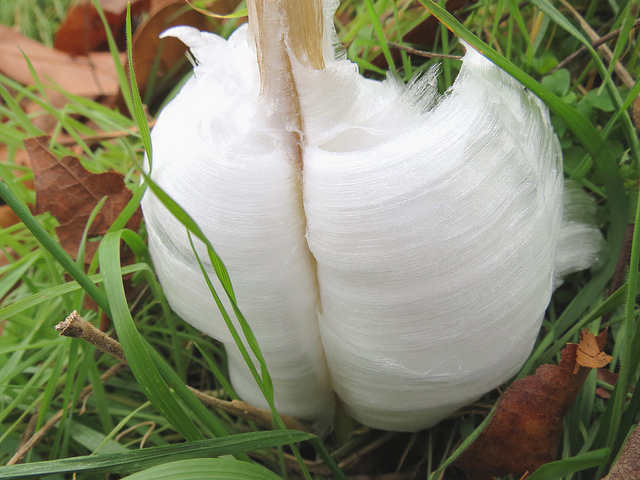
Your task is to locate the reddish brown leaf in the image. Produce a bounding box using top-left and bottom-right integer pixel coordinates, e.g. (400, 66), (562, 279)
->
(596, 387), (612, 399)
(115, 0), (240, 110)
(54, 0), (151, 55)
(598, 368), (620, 387)
(596, 369), (634, 400)
(454, 330), (609, 480)
(0, 26), (123, 97)
(603, 423), (640, 480)
(0, 205), (20, 229)
(25, 136), (142, 262)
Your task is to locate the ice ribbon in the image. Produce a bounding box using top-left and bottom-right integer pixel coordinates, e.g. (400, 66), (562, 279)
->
(141, 1), (602, 431)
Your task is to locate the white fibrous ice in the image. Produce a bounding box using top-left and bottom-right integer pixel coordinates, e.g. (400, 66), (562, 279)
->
(141, 0), (604, 431)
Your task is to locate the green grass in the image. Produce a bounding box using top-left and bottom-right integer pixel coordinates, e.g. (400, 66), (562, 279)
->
(0, 0), (72, 47)
(1, 0), (640, 478)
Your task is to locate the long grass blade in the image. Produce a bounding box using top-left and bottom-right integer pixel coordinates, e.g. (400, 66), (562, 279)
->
(121, 458), (282, 480)
(525, 448), (610, 479)
(98, 230), (203, 441)
(364, 0), (397, 73)
(0, 431), (314, 479)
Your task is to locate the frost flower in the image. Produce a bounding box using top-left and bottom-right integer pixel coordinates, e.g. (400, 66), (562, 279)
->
(141, 0), (603, 431)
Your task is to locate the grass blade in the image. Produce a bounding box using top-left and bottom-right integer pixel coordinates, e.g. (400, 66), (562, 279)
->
(0, 431), (313, 479)
(525, 448), (610, 480)
(98, 230), (203, 441)
(121, 458), (282, 480)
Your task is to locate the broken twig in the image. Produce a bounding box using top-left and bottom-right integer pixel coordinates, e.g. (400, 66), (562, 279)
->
(55, 311), (309, 432)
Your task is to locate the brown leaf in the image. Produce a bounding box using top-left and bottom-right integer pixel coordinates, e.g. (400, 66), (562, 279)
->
(598, 368), (619, 387)
(0, 25), (123, 97)
(54, 0), (151, 55)
(0, 205), (20, 229)
(116, 0), (240, 110)
(454, 330), (609, 480)
(575, 330), (613, 373)
(25, 136), (142, 262)
(603, 423), (640, 480)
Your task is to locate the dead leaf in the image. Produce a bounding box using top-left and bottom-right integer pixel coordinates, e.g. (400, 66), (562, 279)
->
(0, 25), (124, 97)
(116, 0), (240, 110)
(0, 205), (20, 229)
(25, 136), (142, 262)
(603, 423), (640, 480)
(575, 330), (613, 373)
(596, 369), (621, 399)
(598, 368), (620, 387)
(54, 0), (150, 55)
(454, 330), (610, 480)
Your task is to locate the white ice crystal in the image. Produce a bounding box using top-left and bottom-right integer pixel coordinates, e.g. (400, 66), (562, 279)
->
(141, 0), (603, 431)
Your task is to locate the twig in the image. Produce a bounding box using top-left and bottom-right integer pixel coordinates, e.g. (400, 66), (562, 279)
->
(7, 363), (127, 465)
(553, 19), (640, 73)
(388, 42), (462, 60)
(56, 311), (127, 363)
(18, 407), (40, 452)
(54, 120), (157, 147)
(556, 0), (636, 89)
(55, 311), (309, 432)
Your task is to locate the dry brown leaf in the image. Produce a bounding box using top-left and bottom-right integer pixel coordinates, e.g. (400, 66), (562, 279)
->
(454, 330), (610, 480)
(0, 205), (20, 229)
(116, 0), (240, 110)
(54, 0), (150, 55)
(603, 423), (640, 480)
(575, 330), (613, 373)
(596, 368), (620, 399)
(0, 25), (123, 97)
(25, 136), (142, 262)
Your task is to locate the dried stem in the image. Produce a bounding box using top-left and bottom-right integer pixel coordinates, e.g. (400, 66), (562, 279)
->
(388, 42), (462, 60)
(553, 18), (640, 74)
(56, 311), (127, 362)
(55, 311), (309, 432)
(55, 120), (156, 147)
(556, 0), (636, 88)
